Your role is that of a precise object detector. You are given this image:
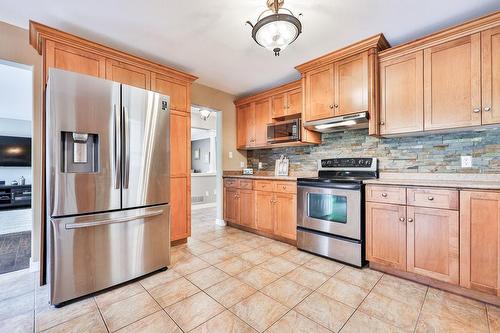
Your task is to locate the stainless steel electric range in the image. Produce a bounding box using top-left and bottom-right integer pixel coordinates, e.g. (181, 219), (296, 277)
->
(297, 158), (378, 267)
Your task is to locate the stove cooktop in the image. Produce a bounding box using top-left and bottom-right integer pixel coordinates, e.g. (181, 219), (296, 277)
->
(298, 158), (379, 185)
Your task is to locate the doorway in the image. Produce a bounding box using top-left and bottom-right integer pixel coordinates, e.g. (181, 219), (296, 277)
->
(0, 60), (33, 274)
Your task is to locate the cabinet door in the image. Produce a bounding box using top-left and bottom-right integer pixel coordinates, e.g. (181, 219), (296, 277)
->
(45, 40), (106, 80)
(287, 88), (302, 116)
(482, 26), (500, 125)
(254, 98), (271, 146)
(237, 103), (255, 148)
(151, 73), (188, 112)
(305, 65), (334, 121)
(460, 191), (500, 296)
(105, 59), (151, 89)
(334, 52), (368, 116)
(274, 193), (297, 240)
(170, 113), (189, 177)
(423, 34), (481, 130)
(171, 177), (189, 241)
(272, 93), (286, 118)
(380, 52), (424, 135)
(255, 191), (274, 233)
(366, 202), (407, 270)
(224, 187), (239, 223)
(407, 206), (459, 284)
(239, 189), (256, 229)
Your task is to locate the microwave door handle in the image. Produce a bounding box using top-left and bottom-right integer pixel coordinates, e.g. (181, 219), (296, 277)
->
(113, 104), (121, 189)
(123, 105), (130, 189)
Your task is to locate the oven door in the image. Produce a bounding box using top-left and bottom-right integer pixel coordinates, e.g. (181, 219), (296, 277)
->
(297, 185), (361, 240)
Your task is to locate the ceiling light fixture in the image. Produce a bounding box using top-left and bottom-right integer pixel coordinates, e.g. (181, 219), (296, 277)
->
(246, 0), (302, 56)
(199, 109), (212, 121)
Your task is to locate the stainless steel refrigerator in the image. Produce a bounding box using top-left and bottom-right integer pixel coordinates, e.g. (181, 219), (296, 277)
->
(46, 68), (171, 306)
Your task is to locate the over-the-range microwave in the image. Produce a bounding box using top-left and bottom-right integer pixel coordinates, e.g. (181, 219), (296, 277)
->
(267, 118), (301, 144)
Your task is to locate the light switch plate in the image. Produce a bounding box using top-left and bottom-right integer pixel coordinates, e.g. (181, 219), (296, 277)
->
(258, 162), (263, 169)
(461, 156), (472, 168)
(228, 151), (233, 159)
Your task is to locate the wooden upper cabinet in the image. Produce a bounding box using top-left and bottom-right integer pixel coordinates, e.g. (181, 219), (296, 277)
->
(366, 202), (407, 270)
(334, 52), (368, 116)
(460, 191), (500, 296)
(407, 206), (459, 284)
(255, 190), (274, 233)
(45, 40), (106, 80)
(274, 193), (297, 240)
(380, 51), (424, 135)
(170, 113), (189, 177)
(481, 26), (500, 125)
(239, 189), (256, 229)
(305, 65), (334, 121)
(272, 94), (286, 118)
(151, 73), (188, 112)
(105, 59), (150, 89)
(423, 34), (482, 130)
(237, 103), (255, 148)
(287, 88), (302, 116)
(254, 98), (271, 146)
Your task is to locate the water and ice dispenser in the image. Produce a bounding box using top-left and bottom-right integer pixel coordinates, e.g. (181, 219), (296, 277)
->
(61, 131), (99, 173)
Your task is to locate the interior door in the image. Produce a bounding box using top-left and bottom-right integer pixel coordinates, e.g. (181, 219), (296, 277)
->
(121, 85), (170, 209)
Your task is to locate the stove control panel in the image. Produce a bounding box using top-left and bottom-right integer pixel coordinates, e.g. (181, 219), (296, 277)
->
(318, 158), (377, 170)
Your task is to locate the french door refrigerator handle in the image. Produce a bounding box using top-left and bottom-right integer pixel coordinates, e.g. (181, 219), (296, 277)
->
(64, 210), (164, 229)
(123, 105), (130, 189)
(113, 104), (121, 189)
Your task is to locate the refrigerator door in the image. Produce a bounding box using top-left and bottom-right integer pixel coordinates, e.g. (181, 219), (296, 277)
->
(121, 85), (170, 208)
(47, 68), (121, 217)
(49, 204), (170, 305)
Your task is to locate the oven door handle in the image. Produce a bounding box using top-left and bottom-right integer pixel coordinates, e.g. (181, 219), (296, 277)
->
(298, 182), (361, 190)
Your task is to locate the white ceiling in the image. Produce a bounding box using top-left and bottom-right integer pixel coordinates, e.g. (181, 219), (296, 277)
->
(0, 1), (499, 97)
(0, 62), (32, 121)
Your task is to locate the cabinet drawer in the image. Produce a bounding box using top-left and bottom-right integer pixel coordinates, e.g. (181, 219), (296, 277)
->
(224, 178), (240, 188)
(254, 180), (274, 192)
(274, 181), (297, 194)
(407, 188), (458, 210)
(239, 179), (253, 189)
(366, 185), (406, 205)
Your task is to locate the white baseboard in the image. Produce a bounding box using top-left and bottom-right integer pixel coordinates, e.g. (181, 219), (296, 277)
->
(216, 218), (227, 226)
(191, 202), (216, 210)
(29, 258), (40, 272)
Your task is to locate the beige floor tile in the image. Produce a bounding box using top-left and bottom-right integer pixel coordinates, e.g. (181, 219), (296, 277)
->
(172, 256), (210, 275)
(41, 310), (107, 333)
(317, 277), (369, 308)
(341, 310), (405, 333)
(95, 282), (144, 308)
(170, 248), (194, 266)
(267, 310), (331, 333)
(185, 241), (217, 255)
(236, 266), (280, 290)
(0, 270), (35, 302)
(208, 236), (239, 248)
(186, 266), (230, 290)
(261, 278), (312, 308)
(139, 269), (182, 290)
(303, 257), (344, 276)
(191, 310), (257, 333)
(116, 310), (181, 333)
(359, 291), (420, 331)
(205, 277), (256, 308)
(100, 292), (160, 332)
(199, 249), (236, 265)
(426, 287), (485, 310)
(36, 297), (97, 332)
(258, 257), (298, 276)
(149, 277), (199, 308)
(165, 292), (224, 332)
(260, 242), (293, 256)
(240, 250), (273, 265)
(215, 257), (254, 276)
(487, 304), (500, 333)
(279, 249), (316, 265)
(371, 274), (427, 308)
(221, 243), (254, 255)
(0, 311), (33, 333)
(295, 292), (355, 333)
(0, 291), (33, 321)
(191, 231), (222, 242)
(285, 266), (329, 290)
(230, 292), (289, 332)
(334, 267), (382, 290)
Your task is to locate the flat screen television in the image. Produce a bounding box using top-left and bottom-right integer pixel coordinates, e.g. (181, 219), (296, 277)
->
(0, 136), (31, 167)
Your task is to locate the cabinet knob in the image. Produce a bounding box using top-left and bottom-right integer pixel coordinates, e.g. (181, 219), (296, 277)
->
(329, 105), (334, 109)
(408, 218), (414, 223)
(282, 185), (286, 190)
(380, 121), (385, 126)
(334, 104), (339, 108)
(473, 108), (481, 113)
(484, 107), (491, 112)
(399, 217), (405, 222)
(427, 196), (434, 201)
(381, 193), (388, 197)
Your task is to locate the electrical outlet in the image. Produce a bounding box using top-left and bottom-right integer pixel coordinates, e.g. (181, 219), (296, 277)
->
(240, 161), (245, 168)
(205, 191), (209, 197)
(258, 162), (263, 169)
(461, 156), (472, 168)
(228, 151), (233, 159)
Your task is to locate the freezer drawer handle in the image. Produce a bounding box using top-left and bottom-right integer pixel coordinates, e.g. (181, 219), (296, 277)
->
(64, 210), (164, 229)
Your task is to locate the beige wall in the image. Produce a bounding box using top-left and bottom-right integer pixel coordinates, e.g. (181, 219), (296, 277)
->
(191, 83), (246, 170)
(0, 21), (43, 263)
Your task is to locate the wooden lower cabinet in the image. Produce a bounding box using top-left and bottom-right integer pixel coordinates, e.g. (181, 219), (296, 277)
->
(407, 206), (459, 284)
(223, 187), (239, 223)
(274, 193), (297, 240)
(255, 190), (275, 233)
(366, 202), (407, 270)
(171, 177), (189, 241)
(460, 191), (500, 296)
(239, 189), (255, 228)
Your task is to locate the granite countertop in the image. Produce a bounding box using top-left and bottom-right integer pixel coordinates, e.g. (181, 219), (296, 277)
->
(223, 174), (299, 181)
(223, 170), (316, 181)
(363, 172), (500, 190)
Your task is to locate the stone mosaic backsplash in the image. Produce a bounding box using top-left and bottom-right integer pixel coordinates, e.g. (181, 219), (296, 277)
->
(247, 127), (500, 174)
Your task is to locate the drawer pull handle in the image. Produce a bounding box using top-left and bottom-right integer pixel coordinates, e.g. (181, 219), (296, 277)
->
(399, 217), (405, 222)
(427, 196), (434, 201)
(381, 193), (388, 197)
(408, 218), (414, 223)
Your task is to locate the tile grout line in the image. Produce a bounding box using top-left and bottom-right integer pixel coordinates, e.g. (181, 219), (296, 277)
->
(94, 297), (111, 333)
(412, 286), (429, 333)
